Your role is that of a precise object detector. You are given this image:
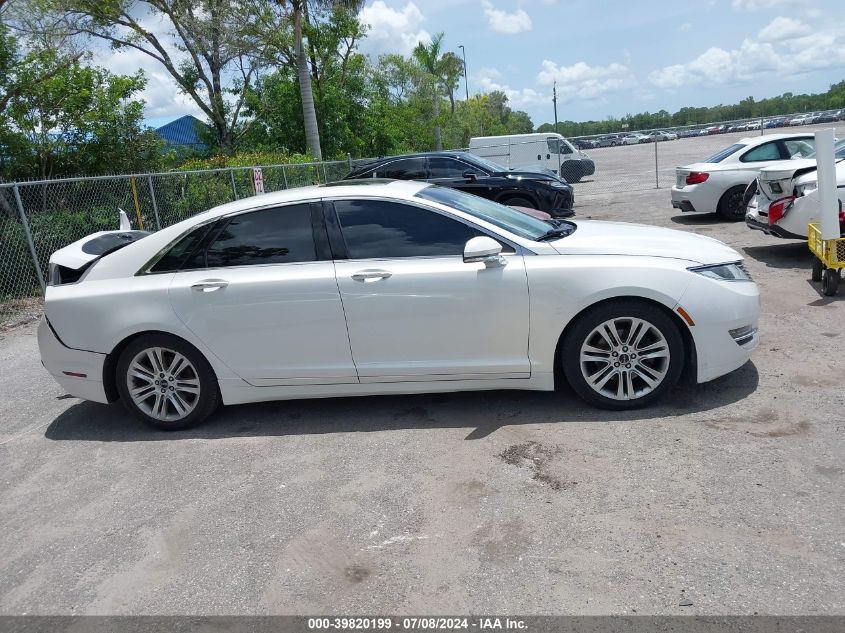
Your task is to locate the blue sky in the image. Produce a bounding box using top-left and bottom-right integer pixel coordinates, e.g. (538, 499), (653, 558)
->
(101, 0), (845, 127)
(357, 0), (845, 125)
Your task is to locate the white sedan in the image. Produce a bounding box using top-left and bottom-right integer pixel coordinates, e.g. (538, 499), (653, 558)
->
(39, 181), (760, 430)
(671, 133), (816, 220)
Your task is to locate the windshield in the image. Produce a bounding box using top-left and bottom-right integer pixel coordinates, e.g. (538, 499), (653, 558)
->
(462, 153), (507, 173)
(704, 143), (745, 163)
(415, 185), (553, 241)
(805, 139), (845, 160)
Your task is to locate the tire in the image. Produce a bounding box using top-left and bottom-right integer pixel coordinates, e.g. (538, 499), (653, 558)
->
(821, 268), (840, 296)
(116, 333), (220, 430)
(502, 196), (536, 209)
(812, 258), (823, 282)
(561, 300), (685, 410)
(717, 185), (749, 221)
(560, 162), (583, 183)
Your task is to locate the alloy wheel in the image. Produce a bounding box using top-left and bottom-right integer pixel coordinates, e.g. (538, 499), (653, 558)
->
(126, 346), (201, 421)
(579, 317), (671, 401)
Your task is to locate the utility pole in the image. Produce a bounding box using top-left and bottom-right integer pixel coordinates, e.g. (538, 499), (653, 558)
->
(458, 45), (469, 101)
(553, 81), (559, 134)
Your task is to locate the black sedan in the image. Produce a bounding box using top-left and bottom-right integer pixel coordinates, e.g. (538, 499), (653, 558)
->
(344, 151), (574, 217)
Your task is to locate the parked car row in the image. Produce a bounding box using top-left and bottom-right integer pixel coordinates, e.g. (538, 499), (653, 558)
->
(671, 133), (818, 220)
(573, 110), (843, 147)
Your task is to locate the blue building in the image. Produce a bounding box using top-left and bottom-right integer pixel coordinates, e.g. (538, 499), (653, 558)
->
(142, 115), (211, 153)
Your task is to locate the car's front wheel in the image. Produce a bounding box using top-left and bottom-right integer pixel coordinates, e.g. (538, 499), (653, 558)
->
(562, 301), (684, 410)
(116, 334), (220, 430)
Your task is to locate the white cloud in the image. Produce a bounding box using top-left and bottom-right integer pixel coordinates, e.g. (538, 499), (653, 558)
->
(536, 60), (636, 101)
(481, 1), (532, 34)
(732, 0), (818, 15)
(92, 13), (205, 120)
(473, 68), (546, 109)
(732, 0), (790, 9)
(648, 26), (845, 89)
(677, 22), (692, 32)
(358, 1), (430, 56)
(758, 16), (811, 41)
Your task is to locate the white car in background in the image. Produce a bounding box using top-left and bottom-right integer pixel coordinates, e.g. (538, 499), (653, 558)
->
(621, 133), (649, 145)
(38, 180), (759, 430)
(671, 133), (816, 221)
(745, 138), (845, 239)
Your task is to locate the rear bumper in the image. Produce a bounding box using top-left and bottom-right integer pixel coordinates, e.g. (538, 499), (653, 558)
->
(745, 210), (806, 240)
(38, 316), (110, 404)
(670, 186), (707, 213)
(672, 199), (697, 213)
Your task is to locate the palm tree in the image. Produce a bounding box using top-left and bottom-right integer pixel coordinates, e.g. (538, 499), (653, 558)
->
(281, 0), (363, 160)
(413, 32), (457, 151)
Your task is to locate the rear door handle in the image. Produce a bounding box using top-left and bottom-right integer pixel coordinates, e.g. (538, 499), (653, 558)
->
(351, 270), (392, 282)
(191, 279), (229, 292)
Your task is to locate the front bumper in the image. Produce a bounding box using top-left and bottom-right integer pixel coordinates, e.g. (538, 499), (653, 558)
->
(677, 280), (761, 384)
(38, 316), (110, 403)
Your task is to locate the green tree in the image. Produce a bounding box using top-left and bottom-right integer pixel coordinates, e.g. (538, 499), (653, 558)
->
(2, 54), (161, 179)
(41, 0), (278, 151)
(412, 32), (454, 151)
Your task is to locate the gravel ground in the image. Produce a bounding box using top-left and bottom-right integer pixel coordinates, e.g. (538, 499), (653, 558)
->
(0, 125), (843, 616)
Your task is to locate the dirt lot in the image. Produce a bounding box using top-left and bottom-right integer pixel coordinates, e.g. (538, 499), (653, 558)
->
(0, 126), (843, 616)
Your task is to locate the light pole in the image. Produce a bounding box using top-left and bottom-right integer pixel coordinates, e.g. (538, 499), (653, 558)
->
(458, 45), (469, 101)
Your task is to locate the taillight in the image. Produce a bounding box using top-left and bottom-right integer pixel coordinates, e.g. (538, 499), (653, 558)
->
(686, 172), (709, 185)
(768, 196), (795, 225)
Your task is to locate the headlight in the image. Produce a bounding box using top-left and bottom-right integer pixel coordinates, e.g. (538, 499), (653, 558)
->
(689, 262), (752, 282)
(549, 180), (571, 189)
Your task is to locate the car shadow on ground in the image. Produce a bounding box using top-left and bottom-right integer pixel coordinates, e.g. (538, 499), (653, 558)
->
(669, 213), (724, 226)
(44, 362), (759, 442)
(742, 242), (813, 269)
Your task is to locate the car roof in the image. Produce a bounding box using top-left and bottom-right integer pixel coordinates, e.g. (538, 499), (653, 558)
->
(737, 132), (813, 146)
(192, 180), (431, 222)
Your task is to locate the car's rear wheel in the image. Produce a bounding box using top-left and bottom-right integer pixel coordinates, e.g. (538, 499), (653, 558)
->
(717, 185), (748, 221)
(502, 196), (536, 209)
(116, 334), (220, 430)
(562, 301), (684, 410)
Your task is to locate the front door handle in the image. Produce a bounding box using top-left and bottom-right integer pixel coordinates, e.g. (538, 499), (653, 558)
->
(351, 270), (392, 282)
(191, 279), (229, 292)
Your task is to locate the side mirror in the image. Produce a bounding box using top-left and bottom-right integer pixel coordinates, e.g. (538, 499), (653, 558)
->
(462, 170), (478, 181)
(463, 236), (504, 266)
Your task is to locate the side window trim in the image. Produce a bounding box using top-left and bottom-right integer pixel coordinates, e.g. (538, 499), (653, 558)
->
(326, 196), (519, 262)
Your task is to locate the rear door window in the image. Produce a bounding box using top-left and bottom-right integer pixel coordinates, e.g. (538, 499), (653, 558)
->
(198, 204), (317, 268)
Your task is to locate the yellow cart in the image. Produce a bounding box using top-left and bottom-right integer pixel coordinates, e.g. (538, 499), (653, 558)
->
(808, 222), (844, 296)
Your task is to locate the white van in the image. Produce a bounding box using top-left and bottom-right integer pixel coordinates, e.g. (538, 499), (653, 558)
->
(468, 132), (595, 183)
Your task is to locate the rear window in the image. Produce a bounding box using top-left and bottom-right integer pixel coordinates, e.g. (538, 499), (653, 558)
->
(704, 144), (745, 163)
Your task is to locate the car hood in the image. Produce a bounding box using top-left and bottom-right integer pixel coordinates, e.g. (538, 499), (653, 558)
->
(549, 219), (741, 265)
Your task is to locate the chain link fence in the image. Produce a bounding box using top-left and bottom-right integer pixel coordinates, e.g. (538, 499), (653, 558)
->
(0, 158), (366, 322)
